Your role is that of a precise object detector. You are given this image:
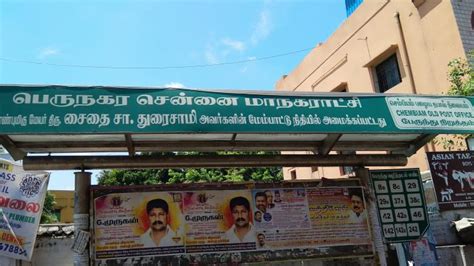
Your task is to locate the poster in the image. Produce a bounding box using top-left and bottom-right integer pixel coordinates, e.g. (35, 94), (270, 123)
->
(95, 191), (185, 259)
(184, 190), (255, 253)
(251, 188), (370, 250)
(0, 159), (49, 261)
(426, 151), (474, 210)
(93, 184), (372, 262)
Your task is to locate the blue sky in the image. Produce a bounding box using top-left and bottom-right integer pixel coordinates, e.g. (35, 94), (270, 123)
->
(1, 0), (347, 189)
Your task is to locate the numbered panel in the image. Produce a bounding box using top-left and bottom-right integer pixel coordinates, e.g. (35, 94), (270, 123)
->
(380, 209), (394, 223)
(389, 180), (404, 193)
(370, 169), (428, 243)
(377, 195), (391, 208)
(391, 194), (406, 207)
(407, 223), (420, 237)
(404, 179), (419, 192)
(410, 208), (425, 221)
(374, 181), (389, 193)
(394, 208), (409, 222)
(382, 224), (396, 238)
(394, 224), (407, 237)
(407, 193), (422, 207)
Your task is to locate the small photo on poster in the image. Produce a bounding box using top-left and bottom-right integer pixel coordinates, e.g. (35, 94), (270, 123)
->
(138, 194), (184, 247)
(344, 188), (368, 224)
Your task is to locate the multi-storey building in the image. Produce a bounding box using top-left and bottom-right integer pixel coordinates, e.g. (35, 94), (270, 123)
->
(276, 0), (472, 180)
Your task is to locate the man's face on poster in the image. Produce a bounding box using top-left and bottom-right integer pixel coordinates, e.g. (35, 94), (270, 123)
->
(265, 191), (273, 204)
(255, 196), (267, 212)
(148, 207), (168, 231)
(257, 234), (265, 246)
(255, 211), (262, 222)
(274, 192), (281, 201)
(351, 195), (364, 215)
(231, 205), (250, 228)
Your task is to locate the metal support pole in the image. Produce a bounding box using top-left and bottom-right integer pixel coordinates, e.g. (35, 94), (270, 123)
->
(356, 167), (387, 266)
(74, 171), (91, 266)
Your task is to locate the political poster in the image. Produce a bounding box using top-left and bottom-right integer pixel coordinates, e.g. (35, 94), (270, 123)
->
(95, 191), (185, 259)
(251, 188), (370, 250)
(92, 183), (372, 263)
(0, 159), (50, 261)
(426, 151), (474, 210)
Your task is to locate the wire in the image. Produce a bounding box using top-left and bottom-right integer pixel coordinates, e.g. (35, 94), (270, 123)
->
(0, 47), (313, 70)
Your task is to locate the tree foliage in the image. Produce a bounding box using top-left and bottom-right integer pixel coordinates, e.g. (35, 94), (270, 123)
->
(41, 191), (58, 224)
(447, 51), (474, 96)
(97, 152), (283, 185)
(435, 51), (473, 149)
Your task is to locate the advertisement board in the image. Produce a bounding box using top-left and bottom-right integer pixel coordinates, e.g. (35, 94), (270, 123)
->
(92, 182), (373, 264)
(426, 151), (474, 210)
(0, 159), (49, 261)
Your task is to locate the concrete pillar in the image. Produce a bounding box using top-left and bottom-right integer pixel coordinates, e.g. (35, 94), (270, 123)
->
(74, 171), (91, 266)
(355, 167), (387, 266)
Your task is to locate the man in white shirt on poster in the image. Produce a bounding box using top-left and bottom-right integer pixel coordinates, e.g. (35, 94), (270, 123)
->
(348, 189), (367, 223)
(140, 198), (181, 247)
(225, 196), (256, 243)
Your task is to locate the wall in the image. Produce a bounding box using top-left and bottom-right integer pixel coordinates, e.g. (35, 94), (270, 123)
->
(49, 190), (74, 223)
(23, 237), (75, 266)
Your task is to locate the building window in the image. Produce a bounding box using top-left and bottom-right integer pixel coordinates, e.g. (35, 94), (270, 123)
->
(290, 170), (297, 180)
(375, 54), (401, 92)
(54, 209), (61, 222)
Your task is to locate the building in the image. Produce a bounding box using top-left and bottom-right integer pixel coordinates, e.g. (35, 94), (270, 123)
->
(275, 0), (473, 181)
(49, 190), (74, 223)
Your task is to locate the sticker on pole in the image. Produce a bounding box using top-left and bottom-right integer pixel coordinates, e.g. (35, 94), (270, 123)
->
(370, 169), (429, 243)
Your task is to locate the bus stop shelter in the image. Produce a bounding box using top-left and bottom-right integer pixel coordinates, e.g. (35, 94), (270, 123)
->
(0, 85), (473, 264)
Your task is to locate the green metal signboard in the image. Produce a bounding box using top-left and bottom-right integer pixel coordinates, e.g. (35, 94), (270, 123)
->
(370, 169), (429, 243)
(0, 85), (473, 134)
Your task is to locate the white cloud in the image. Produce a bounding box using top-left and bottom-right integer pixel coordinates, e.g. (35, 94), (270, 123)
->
(202, 6), (273, 64)
(164, 82), (185, 88)
(37, 47), (60, 59)
(251, 10), (272, 45)
(221, 38), (246, 52)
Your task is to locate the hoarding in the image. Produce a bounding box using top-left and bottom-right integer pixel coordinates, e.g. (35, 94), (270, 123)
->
(0, 159), (49, 261)
(92, 183), (372, 264)
(426, 151), (474, 210)
(0, 85), (473, 134)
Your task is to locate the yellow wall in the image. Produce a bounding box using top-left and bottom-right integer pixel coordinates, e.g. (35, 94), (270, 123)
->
(49, 190), (74, 223)
(275, 0), (468, 180)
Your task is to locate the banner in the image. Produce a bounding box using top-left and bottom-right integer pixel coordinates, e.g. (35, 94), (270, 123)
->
(0, 159), (49, 260)
(426, 151), (474, 210)
(0, 86), (473, 134)
(93, 184), (372, 263)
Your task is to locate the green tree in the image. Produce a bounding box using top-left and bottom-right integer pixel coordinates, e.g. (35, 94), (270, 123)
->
(40, 191), (58, 224)
(447, 51), (474, 96)
(435, 51), (473, 149)
(97, 151), (283, 185)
